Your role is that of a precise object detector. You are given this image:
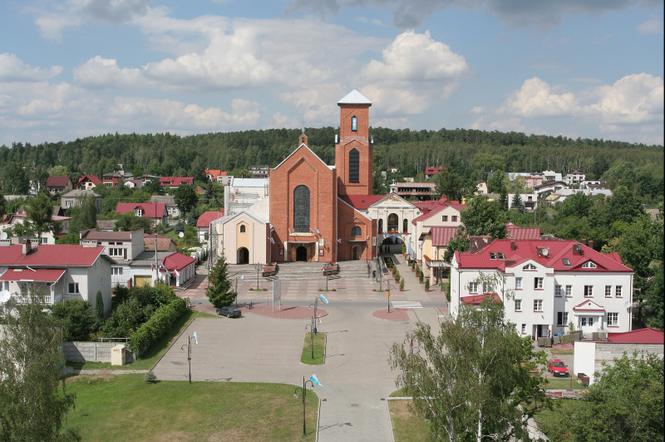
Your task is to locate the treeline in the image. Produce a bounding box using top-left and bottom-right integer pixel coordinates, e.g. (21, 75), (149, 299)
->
(1, 127), (663, 197)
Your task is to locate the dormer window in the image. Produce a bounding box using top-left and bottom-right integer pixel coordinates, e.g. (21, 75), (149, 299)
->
(351, 116), (358, 132)
(522, 263), (537, 271)
(135, 208), (144, 217)
(581, 261), (597, 269)
(562, 258), (572, 266)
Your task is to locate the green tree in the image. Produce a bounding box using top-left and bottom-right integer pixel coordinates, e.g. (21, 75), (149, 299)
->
(511, 193), (524, 212)
(95, 291), (105, 320)
(48, 165), (69, 177)
(26, 192), (54, 239)
(51, 300), (97, 341)
(207, 256), (235, 308)
(78, 196), (97, 230)
(0, 193), (6, 218)
(566, 354), (663, 441)
(1, 162), (30, 194)
(174, 184), (198, 216)
(461, 197), (506, 238)
(0, 287), (78, 441)
(557, 192), (592, 218)
(606, 186), (644, 225)
(445, 227), (470, 262)
(114, 213), (153, 233)
(487, 170), (507, 194)
(390, 300), (548, 442)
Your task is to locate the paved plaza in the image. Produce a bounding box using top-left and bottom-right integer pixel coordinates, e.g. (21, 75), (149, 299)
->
(157, 256), (449, 441)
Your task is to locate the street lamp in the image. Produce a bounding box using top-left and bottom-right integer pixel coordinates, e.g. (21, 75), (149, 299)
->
(295, 374), (322, 436)
(181, 331), (198, 383)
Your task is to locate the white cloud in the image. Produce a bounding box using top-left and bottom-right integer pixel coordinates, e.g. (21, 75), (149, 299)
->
(586, 73), (663, 124)
(0, 53), (63, 82)
(638, 17), (663, 34)
(363, 31), (468, 82)
(74, 56), (145, 88)
(502, 77), (578, 117)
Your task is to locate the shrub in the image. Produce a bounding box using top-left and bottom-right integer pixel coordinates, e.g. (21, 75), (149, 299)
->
(95, 291), (104, 320)
(129, 297), (188, 356)
(51, 300), (97, 341)
(400, 278), (405, 291)
(144, 370), (157, 384)
(425, 279), (430, 291)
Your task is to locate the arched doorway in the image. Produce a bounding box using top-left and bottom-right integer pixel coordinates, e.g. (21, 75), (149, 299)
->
(381, 236), (403, 255)
(387, 213), (399, 232)
(351, 245), (362, 260)
(237, 247), (249, 264)
(296, 245), (308, 262)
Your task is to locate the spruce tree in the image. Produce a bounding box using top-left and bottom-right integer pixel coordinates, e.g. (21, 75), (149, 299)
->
(207, 256), (235, 308)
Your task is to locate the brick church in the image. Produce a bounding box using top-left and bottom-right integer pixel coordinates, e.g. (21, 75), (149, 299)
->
(269, 90), (377, 263)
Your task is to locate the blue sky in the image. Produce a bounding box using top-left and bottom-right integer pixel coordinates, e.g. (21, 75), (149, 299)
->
(0, 0), (662, 146)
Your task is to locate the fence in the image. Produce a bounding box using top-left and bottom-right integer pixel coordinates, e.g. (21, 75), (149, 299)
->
(62, 341), (135, 364)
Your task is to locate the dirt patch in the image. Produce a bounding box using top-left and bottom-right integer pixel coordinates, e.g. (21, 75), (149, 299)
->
(373, 308), (409, 321)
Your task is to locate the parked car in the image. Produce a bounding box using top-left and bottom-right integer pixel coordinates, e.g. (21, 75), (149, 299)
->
(217, 306), (241, 318)
(547, 358), (570, 377)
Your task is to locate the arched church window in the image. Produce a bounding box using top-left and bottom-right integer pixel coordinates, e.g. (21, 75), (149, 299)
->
(239, 224), (246, 233)
(349, 148), (360, 183)
(351, 226), (361, 237)
(351, 116), (358, 132)
(378, 219), (383, 234)
(403, 219), (408, 233)
(293, 185), (310, 233)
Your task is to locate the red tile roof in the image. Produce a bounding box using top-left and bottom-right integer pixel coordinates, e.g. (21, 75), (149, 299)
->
(196, 210), (225, 228)
(505, 223), (541, 240)
(162, 252), (195, 271)
(116, 202), (166, 219)
(411, 197), (465, 224)
(430, 226), (461, 247)
(607, 328), (664, 344)
(461, 293), (503, 305)
(424, 166), (443, 175)
(78, 175), (101, 186)
(455, 239), (632, 273)
(0, 268), (66, 282)
(205, 169), (227, 178)
(46, 176), (71, 188)
(159, 176), (194, 187)
(341, 194), (384, 210)
(0, 244), (104, 267)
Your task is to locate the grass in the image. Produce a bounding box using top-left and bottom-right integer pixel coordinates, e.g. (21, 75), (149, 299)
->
(67, 310), (216, 371)
(388, 400), (431, 442)
(300, 332), (326, 365)
(544, 377), (587, 390)
(64, 374), (318, 441)
(534, 399), (581, 442)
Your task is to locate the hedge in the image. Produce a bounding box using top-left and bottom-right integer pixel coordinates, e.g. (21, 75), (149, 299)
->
(129, 297), (188, 356)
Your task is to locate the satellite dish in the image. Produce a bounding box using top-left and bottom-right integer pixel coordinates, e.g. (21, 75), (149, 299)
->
(178, 231), (185, 238)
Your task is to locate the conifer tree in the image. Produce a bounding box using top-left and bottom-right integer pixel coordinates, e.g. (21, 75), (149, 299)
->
(207, 256), (235, 307)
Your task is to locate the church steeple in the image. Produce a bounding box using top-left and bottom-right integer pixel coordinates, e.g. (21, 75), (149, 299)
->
(335, 89), (372, 197)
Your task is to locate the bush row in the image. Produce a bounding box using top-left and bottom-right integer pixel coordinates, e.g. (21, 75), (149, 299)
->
(129, 297), (188, 356)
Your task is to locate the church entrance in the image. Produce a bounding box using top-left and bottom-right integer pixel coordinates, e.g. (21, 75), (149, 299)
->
(237, 247), (249, 264)
(351, 245), (362, 260)
(296, 245), (308, 262)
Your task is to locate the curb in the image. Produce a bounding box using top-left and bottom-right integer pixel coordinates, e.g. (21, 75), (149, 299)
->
(315, 397), (322, 442)
(150, 310), (198, 372)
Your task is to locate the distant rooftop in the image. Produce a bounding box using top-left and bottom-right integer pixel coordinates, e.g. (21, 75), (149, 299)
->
(338, 89), (372, 105)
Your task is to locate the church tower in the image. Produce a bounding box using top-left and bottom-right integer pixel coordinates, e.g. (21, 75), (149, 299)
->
(335, 89), (372, 197)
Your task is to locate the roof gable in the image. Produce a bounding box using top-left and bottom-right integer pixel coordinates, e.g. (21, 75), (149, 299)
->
(272, 142), (330, 172)
(573, 299), (606, 312)
(338, 89), (372, 105)
(368, 193), (417, 209)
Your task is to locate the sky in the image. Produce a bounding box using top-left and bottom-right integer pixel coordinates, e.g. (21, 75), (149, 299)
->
(0, 0), (663, 146)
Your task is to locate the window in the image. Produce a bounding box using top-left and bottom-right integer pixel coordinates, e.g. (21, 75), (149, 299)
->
(402, 219), (408, 233)
(351, 115), (358, 132)
(293, 185), (310, 232)
(607, 312), (619, 326)
(555, 285), (562, 297)
(135, 208), (144, 217)
(378, 219), (383, 234)
(533, 300), (543, 312)
(348, 148), (360, 183)
(351, 226), (361, 237)
(523, 263), (536, 271)
(112, 267), (123, 275)
(468, 282), (479, 294)
(441, 215), (448, 222)
(515, 277), (523, 290)
(557, 312), (569, 326)
(562, 258), (572, 266)
(452, 215), (458, 222)
(1, 281), (8, 291)
(581, 317), (594, 327)
(605, 285), (612, 298)
(514, 299), (522, 312)
(615, 286), (622, 298)
(582, 261), (597, 269)
(239, 224), (246, 233)
(521, 324), (527, 335)
(584, 285), (593, 297)
(68, 283), (79, 294)
(109, 247), (126, 259)
(565, 285), (572, 297)
(534, 277), (544, 290)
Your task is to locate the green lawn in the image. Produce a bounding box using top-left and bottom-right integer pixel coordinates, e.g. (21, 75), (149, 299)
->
(535, 399), (581, 442)
(65, 375), (318, 441)
(545, 377), (587, 390)
(388, 400), (431, 442)
(67, 310), (215, 371)
(301, 332), (326, 365)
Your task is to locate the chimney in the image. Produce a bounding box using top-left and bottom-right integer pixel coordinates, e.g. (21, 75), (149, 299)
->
(510, 240), (517, 250)
(21, 239), (33, 255)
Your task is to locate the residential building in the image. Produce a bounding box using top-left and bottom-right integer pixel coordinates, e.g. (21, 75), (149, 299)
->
(389, 182), (437, 199)
(60, 189), (102, 211)
(0, 242), (112, 314)
(574, 328), (664, 384)
(149, 195), (180, 219)
(450, 239), (634, 340)
(533, 181), (568, 197)
(249, 165), (270, 178)
(115, 202), (167, 226)
(424, 166), (443, 179)
(77, 175), (101, 190)
(564, 171), (586, 185)
(476, 181), (488, 195)
(123, 179), (145, 189)
(159, 176), (194, 188)
(45, 176), (72, 195)
(196, 210), (225, 243)
(205, 169), (231, 185)
(143, 234), (177, 252)
(507, 193), (538, 211)
(546, 187), (613, 205)
(410, 197), (465, 262)
(0, 211), (70, 245)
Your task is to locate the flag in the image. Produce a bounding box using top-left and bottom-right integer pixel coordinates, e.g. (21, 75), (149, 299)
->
(309, 374), (323, 387)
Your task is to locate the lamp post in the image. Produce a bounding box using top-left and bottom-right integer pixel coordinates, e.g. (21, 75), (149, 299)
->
(181, 332), (198, 383)
(296, 377), (315, 436)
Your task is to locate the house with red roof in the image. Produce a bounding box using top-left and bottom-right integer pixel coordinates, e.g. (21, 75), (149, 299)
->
(424, 166), (443, 179)
(450, 239), (634, 340)
(204, 169), (230, 185)
(78, 174), (101, 190)
(0, 242), (113, 314)
(159, 176), (194, 188)
(45, 176), (73, 195)
(115, 202), (167, 226)
(574, 327), (663, 385)
(196, 210), (224, 243)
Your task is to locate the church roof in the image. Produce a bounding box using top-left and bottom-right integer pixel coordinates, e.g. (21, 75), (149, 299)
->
(338, 89), (372, 105)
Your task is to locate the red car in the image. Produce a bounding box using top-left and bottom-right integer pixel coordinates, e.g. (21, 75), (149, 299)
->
(547, 359), (570, 377)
